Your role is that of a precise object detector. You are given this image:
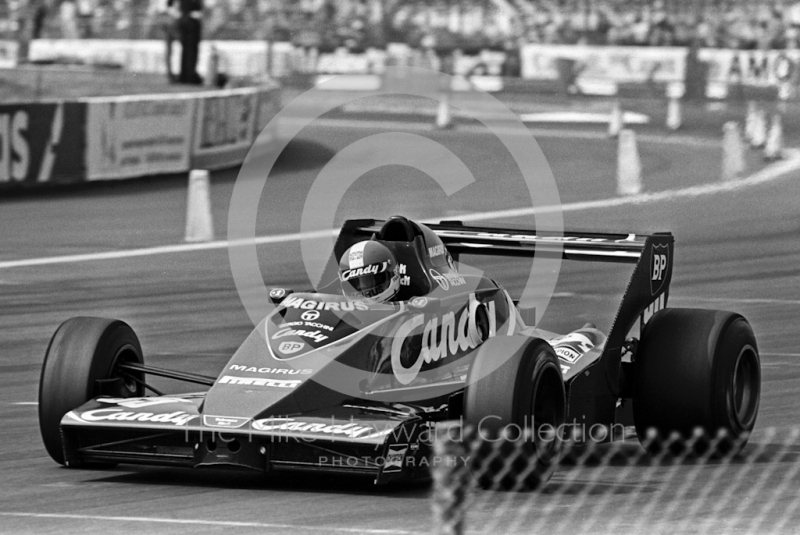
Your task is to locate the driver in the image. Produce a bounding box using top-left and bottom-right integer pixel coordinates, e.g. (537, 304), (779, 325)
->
(339, 240), (400, 303)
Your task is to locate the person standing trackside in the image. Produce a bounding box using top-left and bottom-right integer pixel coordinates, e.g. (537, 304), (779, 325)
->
(157, 0), (180, 82)
(178, 0), (203, 84)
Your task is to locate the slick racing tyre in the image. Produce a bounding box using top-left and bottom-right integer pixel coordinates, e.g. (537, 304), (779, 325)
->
(464, 336), (565, 491)
(39, 317), (144, 466)
(632, 309), (760, 457)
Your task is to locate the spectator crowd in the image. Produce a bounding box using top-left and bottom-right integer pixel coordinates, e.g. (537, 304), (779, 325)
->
(5, 0), (800, 51)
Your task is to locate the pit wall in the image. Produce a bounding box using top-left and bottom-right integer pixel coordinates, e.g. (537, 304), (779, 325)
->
(0, 84), (280, 189)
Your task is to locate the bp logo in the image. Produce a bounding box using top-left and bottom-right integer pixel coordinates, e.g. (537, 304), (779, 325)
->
(650, 243), (669, 296)
(279, 341), (305, 354)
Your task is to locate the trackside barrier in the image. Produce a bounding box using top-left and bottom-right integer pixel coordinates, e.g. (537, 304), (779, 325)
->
(0, 82), (280, 190)
(83, 94), (196, 181)
(699, 49), (800, 101)
(520, 44), (687, 96)
(191, 85), (280, 170)
(17, 39), (800, 100)
(0, 101), (86, 186)
(432, 425), (800, 534)
(83, 85), (280, 180)
(27, 39), (296, 79)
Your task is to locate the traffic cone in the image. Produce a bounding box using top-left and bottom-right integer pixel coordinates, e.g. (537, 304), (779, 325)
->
(608, 100), (623, 137)
(750, 109), (768, 149)
(185, 169), (214, 242)
(779, 81), (793, 102)
(764, 114), (784, 161)
(722, 122), (746, 181)
(435, 93), (453, 129)
(666, 97), (682, 131)
(617, 129), (642, 196)
(744, 101), (757, 143)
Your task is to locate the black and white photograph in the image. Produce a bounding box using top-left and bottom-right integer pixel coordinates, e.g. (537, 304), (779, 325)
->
(0, 0), (798, 533)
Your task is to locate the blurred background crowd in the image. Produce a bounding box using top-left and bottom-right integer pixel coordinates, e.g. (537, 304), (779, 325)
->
(4, 0), (800, 51)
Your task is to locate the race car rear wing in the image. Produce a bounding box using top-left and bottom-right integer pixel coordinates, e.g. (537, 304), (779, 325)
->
(342, 219), (670, 269)
(347, 220), (660, 264)
(428, 222), (648, 264)
(349, 219), (656, 264)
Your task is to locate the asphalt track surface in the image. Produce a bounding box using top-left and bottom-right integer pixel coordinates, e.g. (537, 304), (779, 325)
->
(1, 116), (800, 534)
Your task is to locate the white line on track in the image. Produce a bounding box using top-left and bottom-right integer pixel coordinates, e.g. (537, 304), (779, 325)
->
(519, 111), (650, 124)
(671, 296), (800, 306)
(11, 402), (37, 406)
(553, 293), (800, 306)
(0, 512), (412, 534)
(530, 127), (722, 148)
(1, 149), (798, 272)
(296, 117), (723, 148)
(762, 352), (800, 358)
(0, 229), (335, 270)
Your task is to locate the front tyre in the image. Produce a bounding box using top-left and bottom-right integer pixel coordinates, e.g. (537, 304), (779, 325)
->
(464, 337), (566, 491)
(632, 309), (760, 457)
(39, 317), (144, 465)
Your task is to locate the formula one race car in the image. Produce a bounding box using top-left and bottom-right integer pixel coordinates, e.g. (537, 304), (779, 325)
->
(39, 216), (761, 490)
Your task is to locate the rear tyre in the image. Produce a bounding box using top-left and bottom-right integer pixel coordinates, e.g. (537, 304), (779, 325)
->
(632, 309), (760, 457)
(464, 336), (565, 491)
(39, 317), (144, 466)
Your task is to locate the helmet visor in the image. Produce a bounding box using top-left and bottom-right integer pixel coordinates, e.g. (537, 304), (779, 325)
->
(342, 271), (393, 298)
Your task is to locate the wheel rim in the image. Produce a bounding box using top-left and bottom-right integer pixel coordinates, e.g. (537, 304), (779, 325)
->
(109, 344), (142, 397)
(731, 344), (759, 430)
(531, 363), (565, 461)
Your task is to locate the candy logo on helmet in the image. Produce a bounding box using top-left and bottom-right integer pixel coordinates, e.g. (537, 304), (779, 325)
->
(340, 261), (390, 282)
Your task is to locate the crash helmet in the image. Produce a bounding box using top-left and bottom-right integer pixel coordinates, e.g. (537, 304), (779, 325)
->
(339, 240), (399, 303)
